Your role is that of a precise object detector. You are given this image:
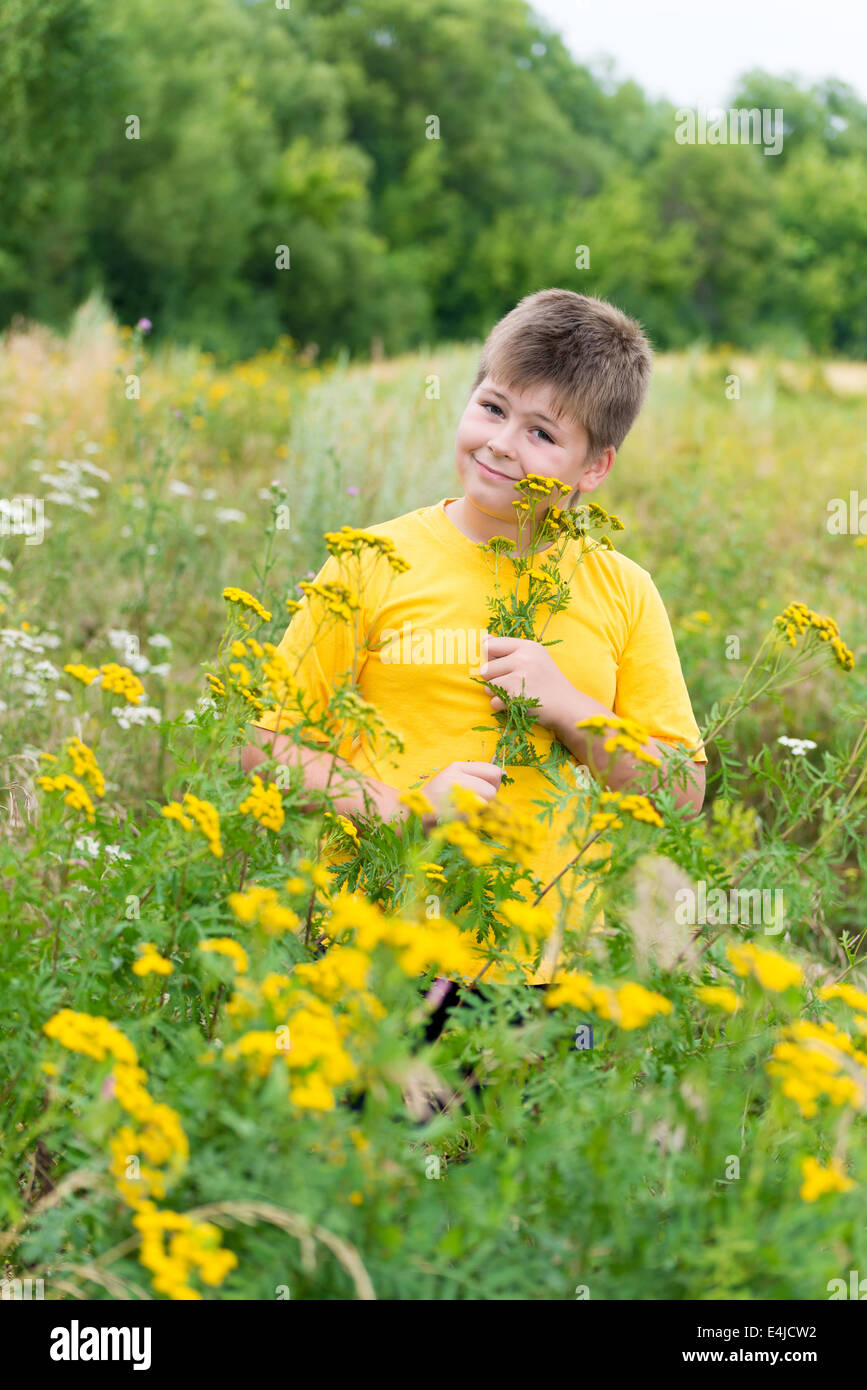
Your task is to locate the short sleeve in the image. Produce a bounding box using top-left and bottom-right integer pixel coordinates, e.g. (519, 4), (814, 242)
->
(613, 571), (707, 763)
(249, 546), (383, 759)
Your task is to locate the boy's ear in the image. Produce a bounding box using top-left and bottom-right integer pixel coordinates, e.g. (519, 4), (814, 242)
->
(578, 446), (616, 494)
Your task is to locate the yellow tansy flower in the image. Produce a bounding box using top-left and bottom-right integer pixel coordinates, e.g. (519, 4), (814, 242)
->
(198, 938), (249, 973)
(133, 942), (173, 977)
(239, 774), (285, 832)
(398, 788), (436, 819)
(36, 773), (96, 823)
(819, 981), (867, 1013)
(43, 1009), (138, 1064)
(99, 662), (145, 705)
(726, 943), (802, 992)
(65, 736), (106, 797)
(160, 793), (223, 858)
(695, 984), (741, 1013)
(772, 601), (854, 671)
(222, 587), (271, 622)
(799, 1155), (855, 1202)
(290, 1072), (336, 1111)
(336, 815), (361, 847)
(545, 973), (672, 1029)
(64, 663), (100, 687)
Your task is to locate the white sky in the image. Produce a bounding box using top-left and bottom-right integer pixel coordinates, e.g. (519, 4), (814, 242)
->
(529, 0), (867, 107)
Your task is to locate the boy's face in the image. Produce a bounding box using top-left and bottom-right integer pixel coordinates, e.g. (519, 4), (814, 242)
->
(454, 376), (612, 531)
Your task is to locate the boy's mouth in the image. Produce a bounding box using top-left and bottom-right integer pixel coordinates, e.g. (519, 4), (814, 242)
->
(473, 454), (518, 482)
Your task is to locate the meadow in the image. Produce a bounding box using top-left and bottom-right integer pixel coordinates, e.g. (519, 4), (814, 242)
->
(0, 294), (865, 1300)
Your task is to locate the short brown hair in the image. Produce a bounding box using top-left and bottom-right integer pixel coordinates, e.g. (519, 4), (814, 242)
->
(470, 288), (653, 455)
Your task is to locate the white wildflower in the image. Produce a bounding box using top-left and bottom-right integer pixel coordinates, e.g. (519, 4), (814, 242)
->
(777, 735), (818, 757)
(73, 834), (131, 862)
(45, 490), (89, 511)
(74, 459), (111, 481)
(107, 630), (150, 672)
(183, 697), (217, 723)
(37, 460), (105, 513)
(111, 704), (162, 730)
(1, 627), (48, 654)
(31, 660), (60, 681)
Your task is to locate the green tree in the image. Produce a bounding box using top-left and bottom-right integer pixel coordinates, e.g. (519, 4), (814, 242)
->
(0, 0), (124, 325)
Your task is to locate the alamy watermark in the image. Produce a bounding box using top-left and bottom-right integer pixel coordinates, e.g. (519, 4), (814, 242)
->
(675, 880), (785, 935)
(828, 1270), (867, 1299)
(49, 1320), (151, 1370)
(0, 496), (45, 545)
(675, 107), (785, 156)
(379, 623), (489, 665)
(1, 1277), (44, 1299)
(827, 490), (867, 535)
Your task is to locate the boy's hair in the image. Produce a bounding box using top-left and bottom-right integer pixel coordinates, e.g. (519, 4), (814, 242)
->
(470, 288), (653, 457)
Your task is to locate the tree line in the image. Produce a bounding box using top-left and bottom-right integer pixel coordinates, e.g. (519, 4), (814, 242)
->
(2, 0), (866, 360)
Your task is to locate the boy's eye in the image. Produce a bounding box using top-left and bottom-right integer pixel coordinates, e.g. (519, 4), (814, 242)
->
(480, 400), (555, 444)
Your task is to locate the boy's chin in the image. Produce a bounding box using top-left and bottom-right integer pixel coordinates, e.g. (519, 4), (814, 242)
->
(456, 461), (521, 520)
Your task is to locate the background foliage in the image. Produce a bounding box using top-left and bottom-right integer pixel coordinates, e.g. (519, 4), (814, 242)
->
(2, 0), (867, 360)
(1, 309), (865, 1298)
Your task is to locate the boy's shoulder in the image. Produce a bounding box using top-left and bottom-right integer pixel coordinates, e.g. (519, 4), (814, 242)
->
(346, 499), (463, 573)
(349, 499), (656, 598)
(356, 499), (443, 544)
(575, 530), (650, 597)
(324, 502), (445, 599)
(589, 541), (652, 584)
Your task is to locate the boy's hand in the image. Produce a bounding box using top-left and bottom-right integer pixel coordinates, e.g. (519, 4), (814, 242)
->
(479, 635), (578, 735)
(419, 760), (504, 832)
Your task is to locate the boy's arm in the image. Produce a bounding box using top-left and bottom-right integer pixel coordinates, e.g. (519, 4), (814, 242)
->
(479, 627), (706, 817)
(242, 724), (423, 832)
(241, 542), (414, 830)
(557, 567), (707, 817)
(550, 692), (705, 817)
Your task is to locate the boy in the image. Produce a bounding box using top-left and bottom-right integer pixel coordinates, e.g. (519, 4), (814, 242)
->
(241, 289), (707, 983)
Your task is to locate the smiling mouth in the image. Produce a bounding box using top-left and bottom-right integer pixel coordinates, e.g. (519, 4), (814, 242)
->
(474, 455), (518, 482)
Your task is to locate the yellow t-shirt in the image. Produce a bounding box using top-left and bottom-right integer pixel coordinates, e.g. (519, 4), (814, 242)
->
(251, 496), (707, 982)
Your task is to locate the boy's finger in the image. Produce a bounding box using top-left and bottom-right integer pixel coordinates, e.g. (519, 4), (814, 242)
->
(482, 635), (522, 659)
(478, 654), (513, 680)
(455, 761), (503, 785)
(461, 776), (502, 801)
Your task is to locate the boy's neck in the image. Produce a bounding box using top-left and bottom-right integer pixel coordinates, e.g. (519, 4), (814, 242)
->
(445, 495), (556, 556)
